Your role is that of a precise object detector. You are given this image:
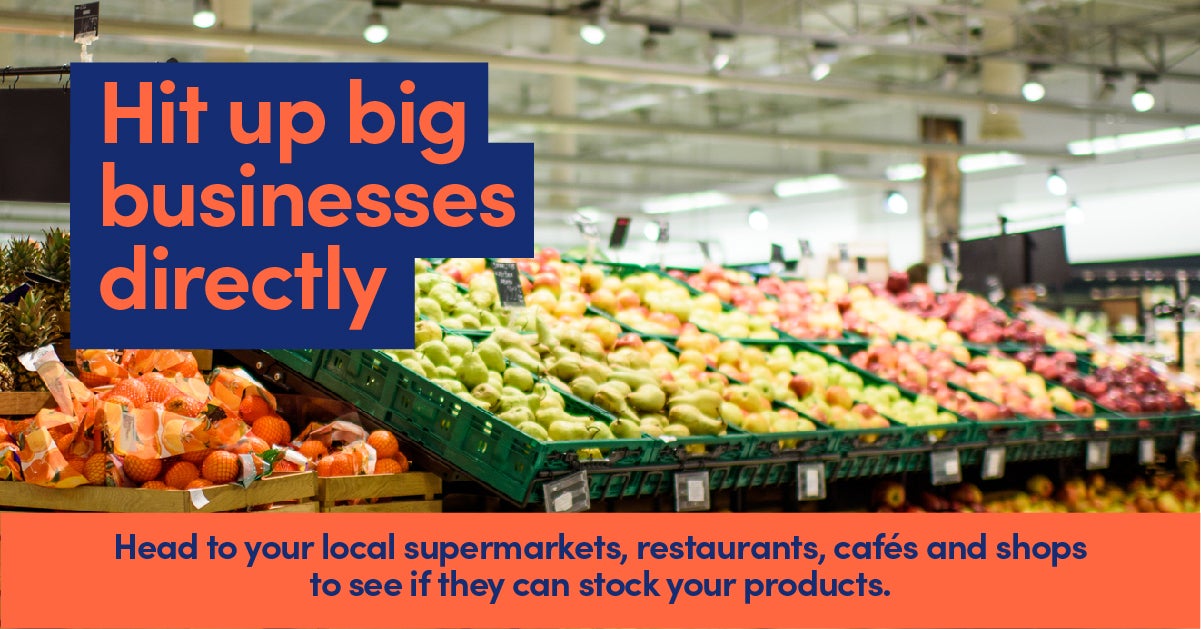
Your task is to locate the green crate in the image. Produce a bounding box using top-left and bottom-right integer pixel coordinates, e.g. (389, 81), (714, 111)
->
(315, 349), (664, 505)
(834, 449), (928, 479)
(265, 349), (325, 379)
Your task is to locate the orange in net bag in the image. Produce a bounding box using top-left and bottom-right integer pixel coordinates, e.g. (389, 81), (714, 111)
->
(76, 349), (128, 388)
(98, 401), (211, 459)
(20, 345), (97, 421)
(120, 350), (200, 378)
(16, 409), (87, 488)
(207, 368), (278, 419)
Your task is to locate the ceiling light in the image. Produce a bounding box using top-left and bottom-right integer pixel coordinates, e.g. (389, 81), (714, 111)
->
(580, 14), (608, 45)
(642, 190), (732, 214)
(958, 152), (1025, 173)
(1046, 168), (1068, 196)
(192, 0), (216, 28)
(1065, 198), (1084, 224)
(707, 30), (735, 73)
(886, 163), (925, 182)
(884, 190), (909, 215)
(810, 41), (838, 81)
(1097, 68), (1122, 103)
(773, 174), (844, 198)
(1021, 63), (1050, 102)
(1131, 83), (1155, 112)
(576, 207), (601, 222)
(711, 51), (731, 72)
(643, 221), (660, 241)
(747, 207), (769, 231)
(810, 63), (831, 81)
(363, 11), (389, 44)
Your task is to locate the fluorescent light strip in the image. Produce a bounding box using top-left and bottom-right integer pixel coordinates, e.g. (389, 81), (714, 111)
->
(773, 174), (845, 197)
(886, 152), (1025, 181)
(642, 190), (733, 214)
(1068, 125), (1201, 155)
(886, 163), (925, 182)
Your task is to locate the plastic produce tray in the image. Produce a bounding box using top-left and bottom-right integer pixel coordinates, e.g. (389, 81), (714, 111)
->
(314, 349), (664, 505)
(265, 349), (326, 379)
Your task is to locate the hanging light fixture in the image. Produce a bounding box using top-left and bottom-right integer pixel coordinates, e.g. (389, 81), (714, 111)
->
(810, 41), (838, 81)
(1046, 168), (1068, 196)
(707, 31), (735, 72)
(1021, 64), (1050, 102)
(643, 221), (661, 241)
(580, 12), (608, 46)
(884, 190), (909, 215)
(1132, 74), (1157, 112)
(1096, 68), (1122, 103)
(1065, 197), (1084, 224)
(363, 11), (389, 44)
(192, 0), (216, 28)
(747, 207), (769, 231)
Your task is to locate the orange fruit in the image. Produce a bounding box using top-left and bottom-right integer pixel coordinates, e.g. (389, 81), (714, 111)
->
(238, 396), (272, 422)
(53, 431), (75, 454)
(185, 478), (214, 490)
(393, 451), (410, 473)
(110, 378), (149, 408)
(251, 415), (291, 446)
(273, 459), (301, 473)
(79, 371), (112, 388)
(104, 394), (134, 409)
(164, 395), (205, 418)
(123, 455), (163, 484)
(163, 461), (200, 490)
(180, 448), (211, 464)
(141, 480), (169, 490)
(83, 453), (108, 485)
(298, 440), (328, 461)
(316, 453), (353, 478)
(170, 354), (200, 378)
(374, 458), (403, 475)
(141, 401), (165, 413)
(366, 431), (399, 459)
(232, 435), (270, 455)
(202, 450), (239, 484)
(141, 374), (182, 403)
(65, 455), (87, 475)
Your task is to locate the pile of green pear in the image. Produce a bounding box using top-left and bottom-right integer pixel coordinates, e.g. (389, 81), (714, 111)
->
(390, 322), (614, 446)
(414, 261), (509, 331)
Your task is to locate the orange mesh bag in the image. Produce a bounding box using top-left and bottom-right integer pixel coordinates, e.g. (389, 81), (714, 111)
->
(16, 409), (86, 488)
(119, 350), (199, 377)
(76, 349), (128, 388)
(207, 368), (277, 419)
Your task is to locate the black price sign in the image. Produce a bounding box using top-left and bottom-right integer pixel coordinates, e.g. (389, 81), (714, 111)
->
(609, 217), (631, 250)
(74, 2), (99, 43)
(856, 256), (867, 275)
(491, 262), (526, 309)
(698, 241), (712, 262)
(770, 244), (785, 264)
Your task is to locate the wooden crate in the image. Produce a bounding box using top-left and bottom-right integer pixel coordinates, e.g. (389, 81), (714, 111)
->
(0, 471), (318, 513)
(0, 392), (54, 417)
(317, 472), (442, 513)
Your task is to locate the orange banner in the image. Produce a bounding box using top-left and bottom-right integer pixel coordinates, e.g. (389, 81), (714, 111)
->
(0, 512), (1197, 629)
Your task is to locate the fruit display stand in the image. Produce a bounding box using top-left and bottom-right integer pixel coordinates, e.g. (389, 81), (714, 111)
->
(0, 471), (319, 513)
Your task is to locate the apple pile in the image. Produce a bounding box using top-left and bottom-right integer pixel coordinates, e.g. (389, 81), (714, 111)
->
(841, 285), (964, 346)
(1016, 350), (1193, 415)
(986, 470), (1199, 513)
(871, 480), (987, 513)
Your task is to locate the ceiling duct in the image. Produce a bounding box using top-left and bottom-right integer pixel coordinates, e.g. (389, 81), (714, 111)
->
(978, 0), (1024, 141)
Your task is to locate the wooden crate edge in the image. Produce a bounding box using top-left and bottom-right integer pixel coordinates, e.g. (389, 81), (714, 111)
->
(0, 392), (55, 417)
(317, 472), (441, 503)
(322, 500), (443, 514)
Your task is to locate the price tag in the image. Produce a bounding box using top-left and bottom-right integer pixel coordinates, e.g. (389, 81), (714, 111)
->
(838, 243), (850, 263)
(1179, 431), (1197, 462)
(74, 2), (99, 44)
(856, 256), (867, 275)
(542, 471), (590, 513)
(609, 217), (631, 250)
(930, 449), (961, 486)
(1085, 440), (1110, 470)
(771, 244), (785, 264)
(797, 463), (826, 501)
(982, 446), (1006, 480)
(656, 220), (670, 244)
(674, 471), (710, 512)
(491, 262), (526, 309)
(576, 220), (600, 238)
(1139, 438), (1156, 465)
(798, 239), (813, 258)
(698, 241), (712, 262)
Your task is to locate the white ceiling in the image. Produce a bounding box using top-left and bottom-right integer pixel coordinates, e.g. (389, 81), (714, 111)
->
(0, 0), (1198, 234)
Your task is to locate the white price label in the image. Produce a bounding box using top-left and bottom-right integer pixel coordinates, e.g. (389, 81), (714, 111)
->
(983, 447), (1005, 480)
(552, 492), (574, 513)
(1180, 431), (1197, 461)
(805, 468), (820, 495)
(1139, 439), (1156, 465)
(931, 450), (961, 485)
(188, 488), (210, 510)
(688, 480), (705, 503)
(944, 458), (959, 475)
(1086, 441), (1110, 470)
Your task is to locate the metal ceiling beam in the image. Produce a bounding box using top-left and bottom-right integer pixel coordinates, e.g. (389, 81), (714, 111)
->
(1, 10), (1196, 125)
(498, 113), (1090, 160)
(533, 152), (889, 182)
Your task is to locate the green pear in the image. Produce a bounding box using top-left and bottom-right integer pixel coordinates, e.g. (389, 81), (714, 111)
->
(628, 384), (666, 413)
(419, 340), (452, 367)
(549, 355), (583, 381)
(640, 414), (668, 429)
(441, 316), (464, 329)
(742, 414), (771, 433)
(580, 360), (612, 384)
(639, 419), (665, 438)
(415, 272), (440, 294)
(469, 289), (494, 310)
(719, 401), (746, 428)
(400, 358), (427, 377)
(587, 421), (615, 440)
(668, 404), (725, 436)
(457, 314), (482, 330)
(457, 352), (489, 390)
(516, 420), (550, 441)
(498, 393), (529, 413)
(538, 391), (566, 411)
(610, 417), (642, 439)
(414, 320), (443, 346)
(663, 423), (691, 438)
(416, 297), (444, 321)
(503, 366), (535, 392)
(480, 311), (501, 328)
(548, 420), (591, 441)
(433, 378), (465, 394)
(443, 334), (472, 357)
(503, 348), (542, 374)
(592, 383), (632, 415)
(471, 383), (501, 410)
(498, 407), (535, 426)
(487, 371), (504, 392)
(609, 370), (656, 390)
(569, 376), (600, 402)
(669, 389), (721, 417)
(476, 341), (506, 372)
(434, 365), (457, 380)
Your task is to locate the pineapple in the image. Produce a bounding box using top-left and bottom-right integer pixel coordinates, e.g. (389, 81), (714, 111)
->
(39, 229), (70, 313)
(0, 237), (44, 293)
(9, 290), (59, 391)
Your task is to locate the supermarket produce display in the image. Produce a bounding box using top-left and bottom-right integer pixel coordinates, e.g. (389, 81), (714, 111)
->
(0, 237), (1196, 513)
